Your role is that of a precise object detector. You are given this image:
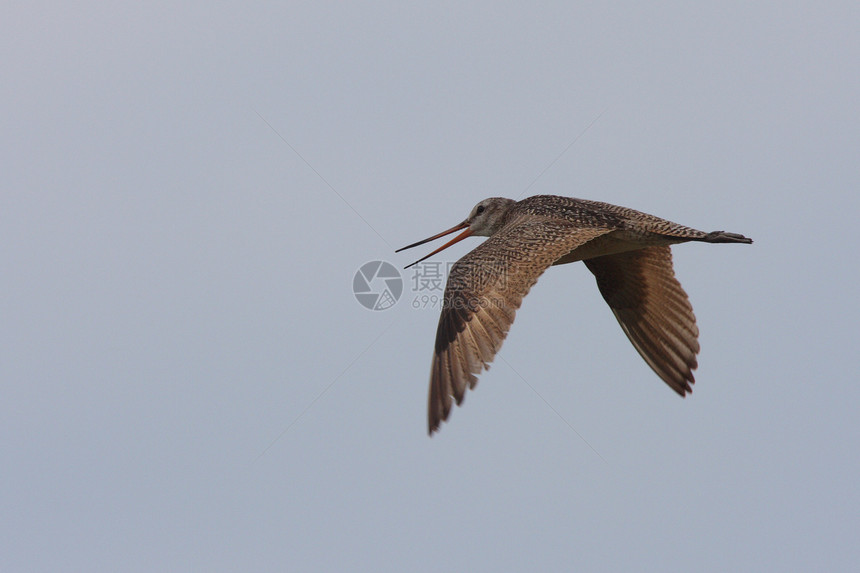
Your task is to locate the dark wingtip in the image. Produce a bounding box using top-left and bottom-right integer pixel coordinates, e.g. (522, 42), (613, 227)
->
(428, 419), (441, 436)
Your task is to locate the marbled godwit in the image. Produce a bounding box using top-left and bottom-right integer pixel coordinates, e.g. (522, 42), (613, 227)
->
(397, 195), (752, 434)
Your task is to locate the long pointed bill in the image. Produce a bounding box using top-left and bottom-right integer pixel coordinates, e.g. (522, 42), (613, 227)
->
(396, 222), (473, 269)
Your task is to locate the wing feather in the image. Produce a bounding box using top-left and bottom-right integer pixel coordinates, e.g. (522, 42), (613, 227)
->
(584, 246), (699, 396)
(428, 219), (613, 433)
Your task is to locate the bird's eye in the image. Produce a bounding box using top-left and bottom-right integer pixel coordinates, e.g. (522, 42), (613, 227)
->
(476, 205), (485, 215)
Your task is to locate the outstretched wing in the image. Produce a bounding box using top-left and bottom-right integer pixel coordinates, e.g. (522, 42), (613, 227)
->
(428, 218), (613, 434)
(584, 246), (699, 395)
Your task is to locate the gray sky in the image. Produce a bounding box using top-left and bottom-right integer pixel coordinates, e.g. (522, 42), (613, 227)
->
(2, 2), (858, 571)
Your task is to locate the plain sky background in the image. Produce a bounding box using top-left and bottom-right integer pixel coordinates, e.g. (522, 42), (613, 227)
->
(2, 2), (858, 571)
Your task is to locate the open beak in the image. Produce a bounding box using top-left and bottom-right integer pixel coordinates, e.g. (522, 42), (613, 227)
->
(396, 221), (473, 269)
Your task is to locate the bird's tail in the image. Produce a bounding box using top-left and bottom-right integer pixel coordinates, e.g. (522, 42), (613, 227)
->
(698, 231), (753, 244)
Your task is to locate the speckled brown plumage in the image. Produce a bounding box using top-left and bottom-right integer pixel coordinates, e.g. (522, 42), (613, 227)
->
(396, 195), (752, 435)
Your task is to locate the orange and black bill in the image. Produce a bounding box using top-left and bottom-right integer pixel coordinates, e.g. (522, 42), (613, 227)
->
(396, 222), (473, 269)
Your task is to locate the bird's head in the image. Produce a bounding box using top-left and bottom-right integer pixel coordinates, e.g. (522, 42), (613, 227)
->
(396, 197), (516, 269)
(463, 197), (516, 237)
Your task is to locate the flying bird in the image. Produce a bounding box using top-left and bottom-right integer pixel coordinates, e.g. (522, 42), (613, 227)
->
(396, 195), (752, 434)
